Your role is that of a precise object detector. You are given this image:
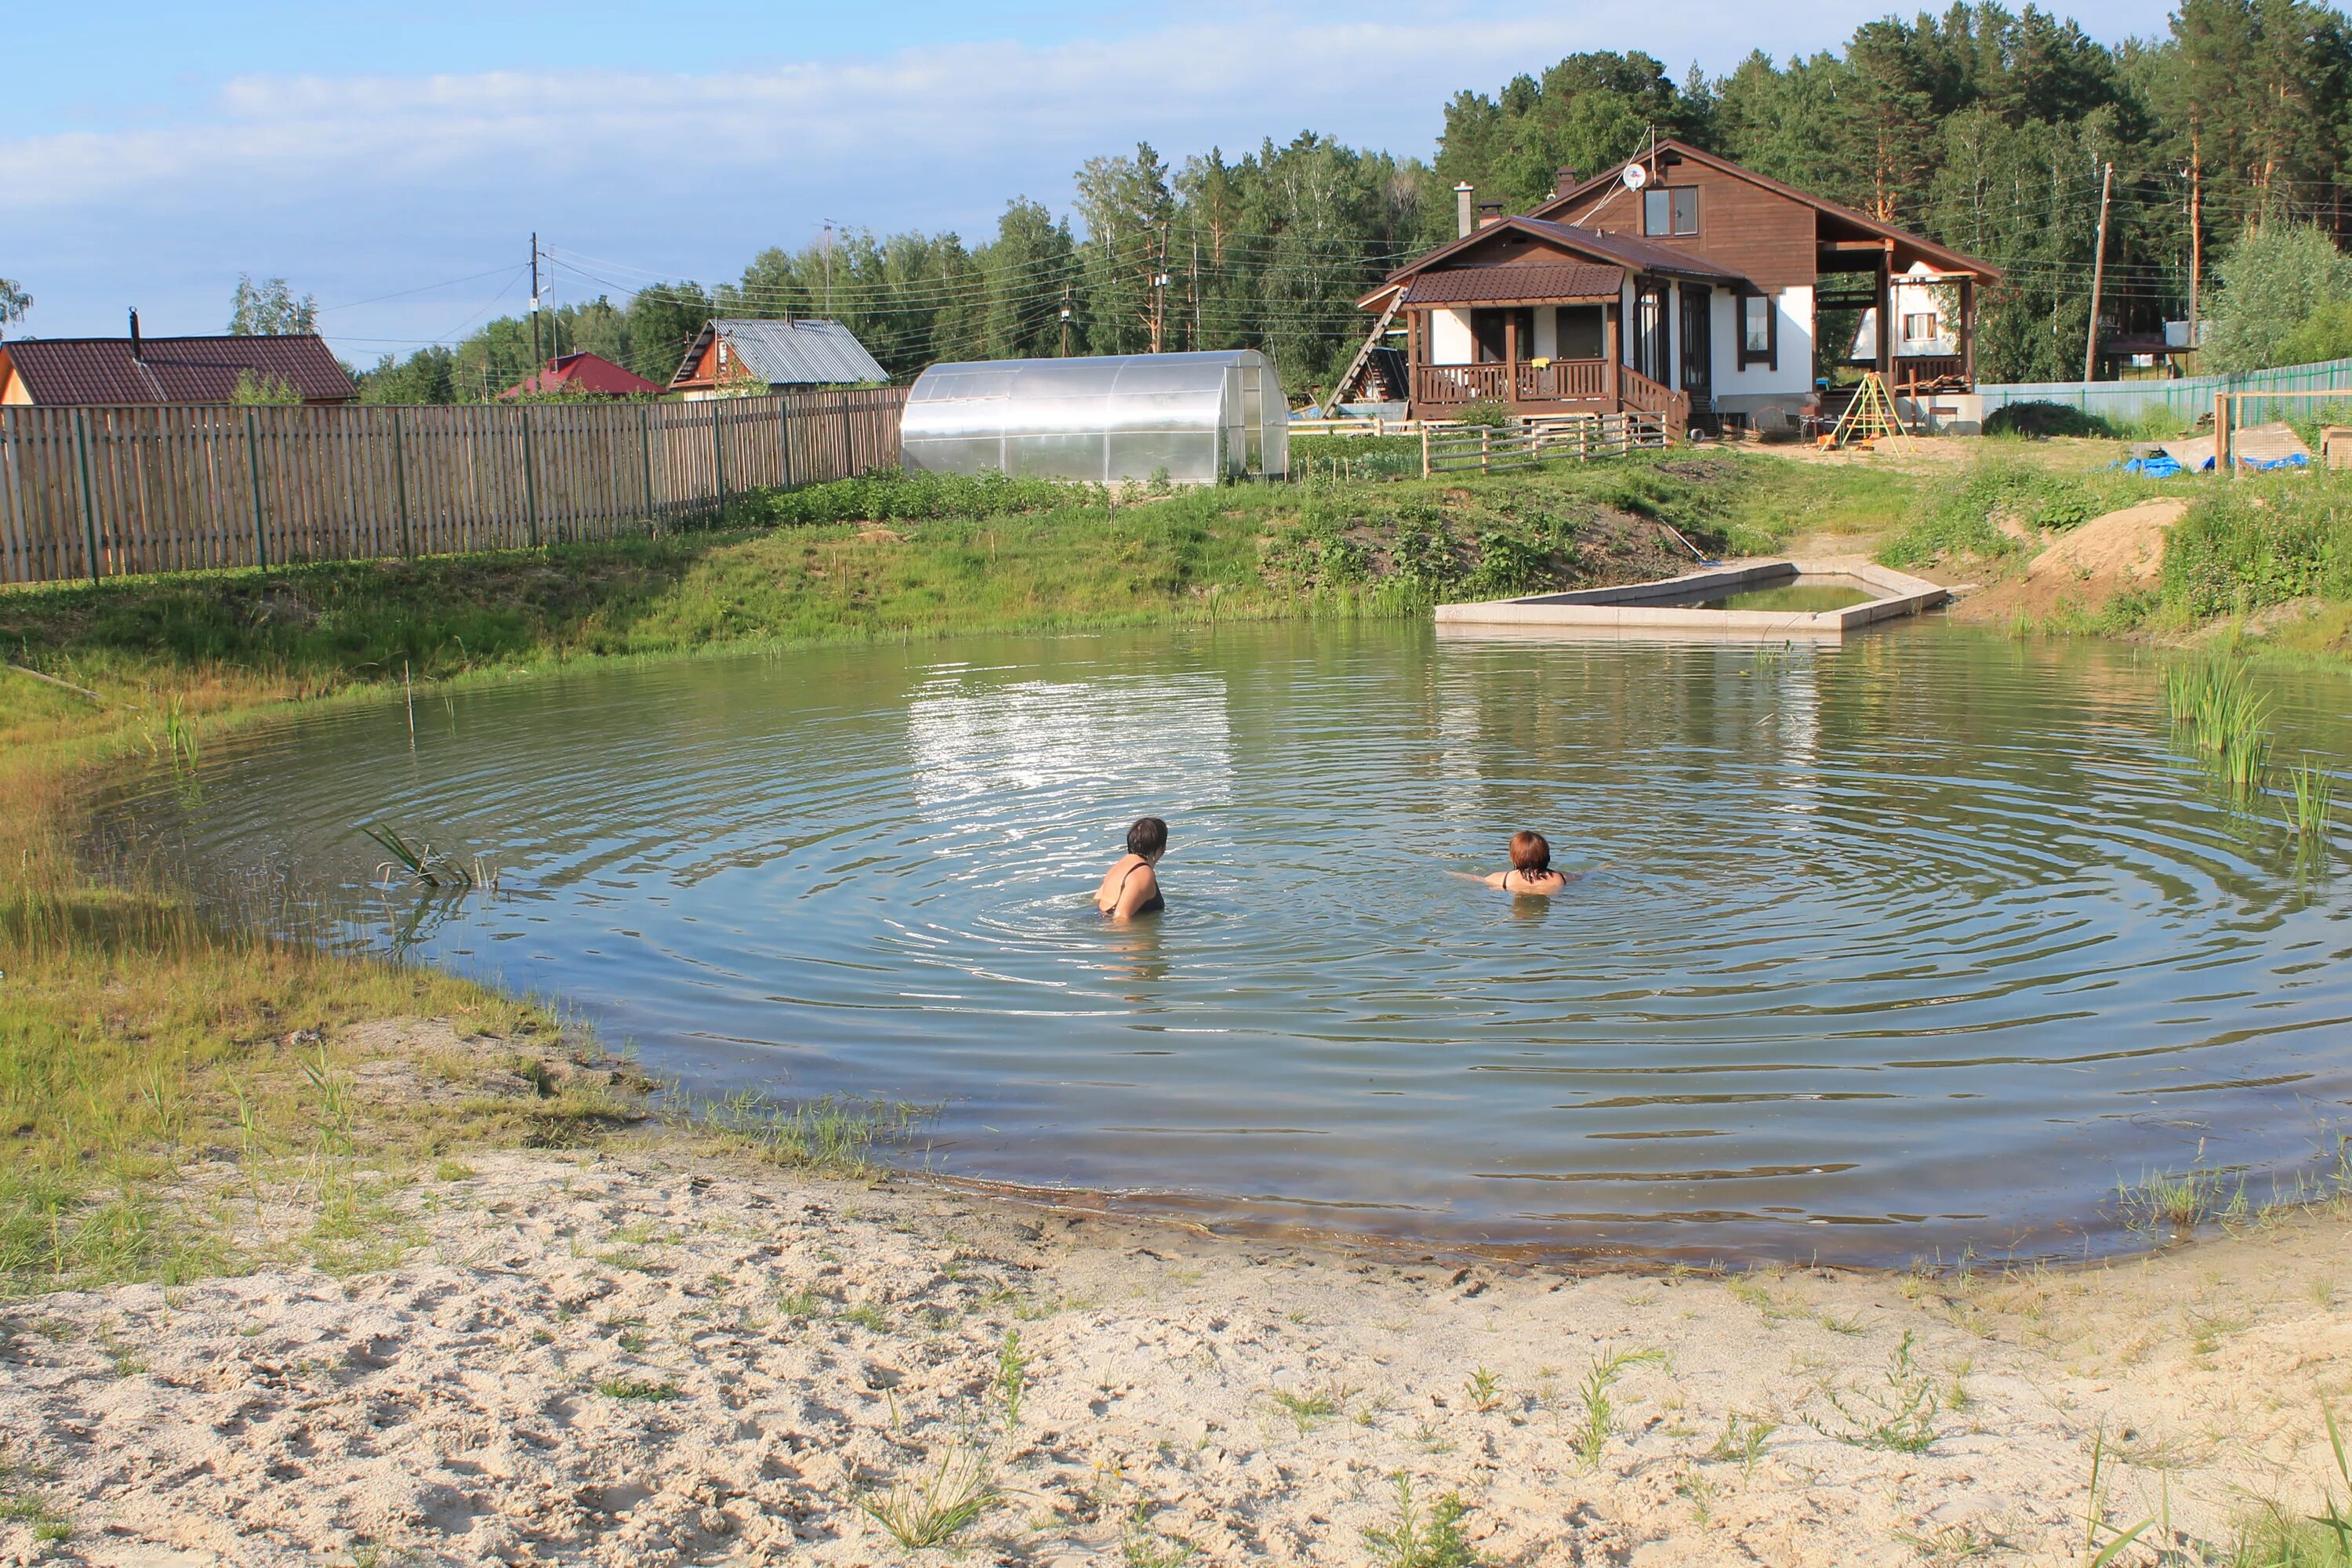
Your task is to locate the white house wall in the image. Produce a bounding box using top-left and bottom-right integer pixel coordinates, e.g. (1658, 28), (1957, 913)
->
(1712, 285), (1816, 416)
(1533, 306), (1557, 360)
(1429, 308), (1473, 366)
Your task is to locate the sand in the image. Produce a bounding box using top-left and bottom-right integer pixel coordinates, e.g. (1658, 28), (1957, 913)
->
(1948, 499), (2188, 626)
(6, 1107), (2350, 1567)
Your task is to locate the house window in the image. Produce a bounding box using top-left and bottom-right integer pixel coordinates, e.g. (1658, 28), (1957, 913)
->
(1642, 187), (1699, 238)
(1739, 293), (1777, 372)
(1903, 312), (1939, 343)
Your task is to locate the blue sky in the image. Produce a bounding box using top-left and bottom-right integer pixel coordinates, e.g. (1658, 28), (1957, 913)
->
(5, 1), (2172, 361)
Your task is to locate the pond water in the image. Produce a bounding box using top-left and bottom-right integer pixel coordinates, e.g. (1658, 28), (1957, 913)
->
(90, 621), (2352, 1265)
(1658, 575), (1884, 613)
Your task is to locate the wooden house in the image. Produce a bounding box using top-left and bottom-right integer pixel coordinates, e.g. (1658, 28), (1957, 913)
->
(668, 318), (889, 399)
(1350, 139), (2002, 432)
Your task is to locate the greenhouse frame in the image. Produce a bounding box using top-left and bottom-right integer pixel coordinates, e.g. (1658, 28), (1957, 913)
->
(899, 350), (1288, 486)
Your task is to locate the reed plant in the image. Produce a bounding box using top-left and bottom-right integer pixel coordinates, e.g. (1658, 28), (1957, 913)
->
(2165, 660), (2277, 807)
(2288, 760), (2339, 847)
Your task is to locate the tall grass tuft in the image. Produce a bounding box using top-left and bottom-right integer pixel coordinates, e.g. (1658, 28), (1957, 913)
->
(2165, 661), (2276, 807)
(855, 1446), (996, 1552)
(1571, 1348), (1668, 1468)
(359, 822), (499, 891)
(2288, 760), (2339, 848)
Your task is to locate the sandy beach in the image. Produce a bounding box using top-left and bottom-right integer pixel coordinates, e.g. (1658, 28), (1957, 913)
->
(3, 1024), (2348, 1567)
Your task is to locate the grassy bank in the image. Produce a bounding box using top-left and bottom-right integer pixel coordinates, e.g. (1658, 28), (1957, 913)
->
(1, 451), (1907, 1298)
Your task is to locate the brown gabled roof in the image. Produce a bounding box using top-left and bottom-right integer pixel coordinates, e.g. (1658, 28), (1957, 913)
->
(1372, 216), (1751, 309)
(0, 334), (354, 405)
(1534, 138), (2003, 282)
(1403, 263), (1626, 306)
(498, 351), (663, 400)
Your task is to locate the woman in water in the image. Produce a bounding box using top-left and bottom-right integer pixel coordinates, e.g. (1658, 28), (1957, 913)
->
(1479, 829), (1569, 896)
(1095, 816), (1168, 919)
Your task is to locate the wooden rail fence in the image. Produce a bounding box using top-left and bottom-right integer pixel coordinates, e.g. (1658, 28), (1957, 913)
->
(1421, 412), (1671, 476)
(0, 386), (908, 586)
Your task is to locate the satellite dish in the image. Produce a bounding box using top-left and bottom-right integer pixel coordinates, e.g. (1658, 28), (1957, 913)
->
(1621, 163), (1650, 191)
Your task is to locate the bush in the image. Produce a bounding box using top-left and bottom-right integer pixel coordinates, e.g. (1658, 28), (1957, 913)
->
(761, 468), (1100, 526)
(2202, 222), (2352, 374)
(2161, 481), (2352, 619)
(1981, 401), (2112, 439)
(1452, 399), (1517, 429)
(1290, 434), (1423, 481)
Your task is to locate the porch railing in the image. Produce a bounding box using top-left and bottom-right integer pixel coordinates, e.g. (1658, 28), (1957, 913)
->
(1617, 367), (1691, 432)
(1893, 354), (1968, 393)
(1414, 359), (1616, 406)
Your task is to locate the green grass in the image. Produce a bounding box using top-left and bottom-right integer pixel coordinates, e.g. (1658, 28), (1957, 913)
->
(1570, 1348), (1668, 1468)
(1362, 1472), (1493, 1568)
(1875, 450), (2167, 568)
(593, 1377), (682, 1402)
(855, 1446), (996, 1552)
(2160, 476), (2352, 622)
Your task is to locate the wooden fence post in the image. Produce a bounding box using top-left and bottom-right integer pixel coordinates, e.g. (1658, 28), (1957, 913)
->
(778, 394), (794, 491)
(244, 409), (268, 578)
(712, 400), (728, 516)
(72, 409), (101, 586)
(1479, 426), (1491, 474)
(639, 403), (656, 527)
(521, 408), (541, 546)
(2214, 392), (2230, 479)
(392, 406), (412, 558)
(1421, 425), (1431, 478)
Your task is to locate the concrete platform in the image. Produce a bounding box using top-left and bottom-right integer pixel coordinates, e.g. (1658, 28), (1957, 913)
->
(1434, 560), (1947, 642)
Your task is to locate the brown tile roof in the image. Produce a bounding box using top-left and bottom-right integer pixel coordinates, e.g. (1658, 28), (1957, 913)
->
(498, 351), (663, 399)
(0, 334), (354, 405)
(1376, 216), (1751, 299)
(1403, 263), (1626, 305)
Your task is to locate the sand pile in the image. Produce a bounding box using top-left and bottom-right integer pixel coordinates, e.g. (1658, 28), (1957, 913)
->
(1951, 498), (2187, 624)
(5, 1140), (2349, 1566)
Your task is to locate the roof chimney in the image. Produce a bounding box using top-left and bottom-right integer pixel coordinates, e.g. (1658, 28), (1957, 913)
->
(1555, 165), (1579, 198)
(1454, 181), (1475, 239)
(129, 307), (142, 359)
(1477, 201), (1504, 230)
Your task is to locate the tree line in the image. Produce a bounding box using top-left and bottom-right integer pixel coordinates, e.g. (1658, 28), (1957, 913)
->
(348, 0), (2350, 400)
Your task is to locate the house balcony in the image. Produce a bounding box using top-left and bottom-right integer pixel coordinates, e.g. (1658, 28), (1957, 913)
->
(1410, 359), (1688, 429)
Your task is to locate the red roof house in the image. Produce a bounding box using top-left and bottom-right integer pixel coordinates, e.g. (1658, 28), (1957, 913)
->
(0, 330), (354, 406)
(497, 351), (663, 400)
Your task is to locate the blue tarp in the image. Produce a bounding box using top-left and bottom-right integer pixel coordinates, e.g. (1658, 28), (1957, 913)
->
(2238, 452), (2310, 470)
(2120, 455), (2183, 478)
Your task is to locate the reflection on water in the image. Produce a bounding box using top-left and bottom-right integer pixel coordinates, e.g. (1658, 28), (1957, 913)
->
(84, 620), (2352, 1265)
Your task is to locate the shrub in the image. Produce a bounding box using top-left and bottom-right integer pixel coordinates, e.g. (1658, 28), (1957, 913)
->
(2202, 222), (2352, 375)
(1452, 399), (1517, 429)
(1982, 401), (2111, 440)
(2161, 482), (2352, 619)
(761, 468), (1100, 526)
(1290, 434), (1422, 480)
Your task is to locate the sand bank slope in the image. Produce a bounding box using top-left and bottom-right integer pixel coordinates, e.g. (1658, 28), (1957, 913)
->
(4, 1149), (2346, 1566)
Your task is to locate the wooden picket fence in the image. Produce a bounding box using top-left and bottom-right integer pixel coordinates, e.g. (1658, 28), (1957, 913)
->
(0, 386), (908, 586)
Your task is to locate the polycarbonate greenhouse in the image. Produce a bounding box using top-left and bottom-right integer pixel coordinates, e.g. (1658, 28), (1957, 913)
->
(899, 350), (1288, 486)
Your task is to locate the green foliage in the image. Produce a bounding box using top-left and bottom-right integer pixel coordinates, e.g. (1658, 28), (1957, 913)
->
(2205, 224), (2352, 374)
(1824, 1330), (1941, 1454)
(1876, 453), (2102, 566)
(226, 274), (317, 337)
(2161, 481), (2352, 619)
(229, 370), (303, 406)
(1982, 401), (2112, 439)
(1290, 434), (1422, 481)
(1363, 1473), (1492, 1568)
(1428, 51), (1704, 226)
(1571, 1347), (1668, 1468)
(762, 467), (1101, 526)
(2277, 299), (2352, 370)
(1451, 399), (1517, 429)
(0, 276), (28, 330)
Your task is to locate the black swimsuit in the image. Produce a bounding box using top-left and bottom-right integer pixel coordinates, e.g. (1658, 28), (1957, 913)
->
(1108, 860), (1165, 916)
(1501, 869), (1563, 895)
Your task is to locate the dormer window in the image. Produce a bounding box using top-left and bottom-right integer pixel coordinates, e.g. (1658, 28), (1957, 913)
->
(1642, 187), (1698, 238)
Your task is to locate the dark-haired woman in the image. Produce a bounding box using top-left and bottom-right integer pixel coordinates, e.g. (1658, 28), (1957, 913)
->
(1481, 830), (1568, 896)
(1095, 816), (1168, 919)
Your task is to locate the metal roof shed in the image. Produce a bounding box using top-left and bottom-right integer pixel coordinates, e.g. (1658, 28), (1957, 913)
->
(900, 350), (1287, 485)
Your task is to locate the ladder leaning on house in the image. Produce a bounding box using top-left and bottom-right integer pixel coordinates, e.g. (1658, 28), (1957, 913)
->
(1327, 287), (1403, 409)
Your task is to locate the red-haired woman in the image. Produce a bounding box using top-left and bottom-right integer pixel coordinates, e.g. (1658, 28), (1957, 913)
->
(1479, 830), (1568, 896)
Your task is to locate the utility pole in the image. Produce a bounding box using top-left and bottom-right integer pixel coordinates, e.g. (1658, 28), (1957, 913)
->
(529, 232), (543, 372)
(1060, 285), (1073, 357)
(2187, 135), (2204, 350)
(1150, 224), (1170, 353)
(2083, 161), (2113, 383)
(1191, 232), (1200, 351)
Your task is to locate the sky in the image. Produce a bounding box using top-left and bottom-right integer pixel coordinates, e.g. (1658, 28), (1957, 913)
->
(4, 1), (2173, 362)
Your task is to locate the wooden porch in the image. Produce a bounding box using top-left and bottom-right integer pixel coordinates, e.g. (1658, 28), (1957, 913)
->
(1410, 359), (1689, 427)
